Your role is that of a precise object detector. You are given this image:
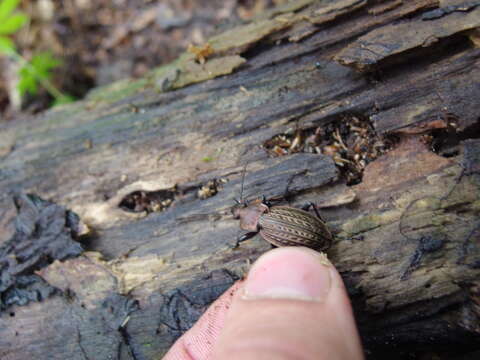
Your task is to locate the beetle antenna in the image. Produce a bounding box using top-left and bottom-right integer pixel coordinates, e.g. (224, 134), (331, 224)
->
(239, 163), (247, 203)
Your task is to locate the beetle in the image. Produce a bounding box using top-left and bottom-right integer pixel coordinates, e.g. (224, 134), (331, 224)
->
(231, 195), (333, 251)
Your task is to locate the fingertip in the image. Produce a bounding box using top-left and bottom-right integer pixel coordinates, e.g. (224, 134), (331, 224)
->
(243, 247), (333, 301)
(164, 247), (363, 360)
(214, 247), (364, 360)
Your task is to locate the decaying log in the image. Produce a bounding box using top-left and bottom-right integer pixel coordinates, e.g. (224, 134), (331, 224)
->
(1, 0), (479, 359)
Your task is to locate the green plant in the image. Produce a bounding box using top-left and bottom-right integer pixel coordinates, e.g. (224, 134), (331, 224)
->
(18, 52), (74, 105)
(0, 0), (27, 54)
(0, 0), (73, 107)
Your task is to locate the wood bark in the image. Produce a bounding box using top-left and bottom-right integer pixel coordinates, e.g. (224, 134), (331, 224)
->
(1, 0), (480, 359)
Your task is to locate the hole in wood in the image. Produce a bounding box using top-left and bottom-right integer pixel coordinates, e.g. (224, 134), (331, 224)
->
(424, 116), (480, 157)
(118, 177), (228, 214)
(119, 189), (177, 213)
(262, 114), (398, 185)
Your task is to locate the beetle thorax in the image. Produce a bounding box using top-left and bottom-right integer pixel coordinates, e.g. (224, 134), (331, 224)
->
(236, 202), (269, 232)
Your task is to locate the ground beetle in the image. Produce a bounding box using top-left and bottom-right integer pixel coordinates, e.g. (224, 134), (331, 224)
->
(231, 166), (333, 251)
(232, 196), (333, 251)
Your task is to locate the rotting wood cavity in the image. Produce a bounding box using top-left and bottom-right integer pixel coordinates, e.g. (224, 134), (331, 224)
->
(423, 116), (480, 158)
(119, 178), (228, 213)
(119, 189), (177, 213)
(263, 115), (398, 185)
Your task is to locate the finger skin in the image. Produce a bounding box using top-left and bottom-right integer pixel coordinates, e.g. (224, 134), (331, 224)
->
(162, 281), (243, 360)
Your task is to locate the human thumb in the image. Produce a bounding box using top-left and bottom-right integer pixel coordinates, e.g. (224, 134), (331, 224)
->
(213, 247), (364, 360)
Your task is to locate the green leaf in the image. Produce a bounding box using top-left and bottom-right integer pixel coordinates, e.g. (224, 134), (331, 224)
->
(18, 65), (37, 95)
(18, 52), (62, 96)
(0, 0), (21, 22)
(0, 35), (15, 54)
(30, 52), (61, 79)
(53, 94), (75, 106)
(0, 12), (27, 35)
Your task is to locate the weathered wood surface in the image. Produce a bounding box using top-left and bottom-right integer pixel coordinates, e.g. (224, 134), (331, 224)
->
(1, 0), (480, 359)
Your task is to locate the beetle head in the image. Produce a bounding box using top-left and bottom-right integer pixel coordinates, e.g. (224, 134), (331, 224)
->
(232, 199), (247, 219)
(232, 200), (269, 232)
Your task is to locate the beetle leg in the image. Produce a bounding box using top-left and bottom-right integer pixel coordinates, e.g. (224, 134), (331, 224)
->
(261, 195), (272, 207)
(233, 231), (258, 248)
(300, 202), (311, 210)
(301, 202), (325, 222)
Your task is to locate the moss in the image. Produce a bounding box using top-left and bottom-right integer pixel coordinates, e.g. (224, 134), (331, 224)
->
(86, 78), (148, 103)
(342, 210), (400, 235)
(172, 55), (246, 89)
(470, 200), (480, 212)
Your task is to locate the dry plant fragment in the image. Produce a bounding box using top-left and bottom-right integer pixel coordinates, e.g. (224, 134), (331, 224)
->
(263, 116), (396, 185)
(198, 179), (226, 199)
(187, 43), (214, 64)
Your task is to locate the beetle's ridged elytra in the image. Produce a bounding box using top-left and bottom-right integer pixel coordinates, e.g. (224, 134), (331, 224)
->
(258, 206), (331, 250)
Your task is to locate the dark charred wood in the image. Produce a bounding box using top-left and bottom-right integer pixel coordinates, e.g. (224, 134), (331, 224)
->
(0, 194), (83, 311)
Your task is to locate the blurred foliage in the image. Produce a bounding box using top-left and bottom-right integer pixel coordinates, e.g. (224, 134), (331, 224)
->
(19, 52), (59, 95)
(0, 0), (27, 54)
(0, 0), (73, 107)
